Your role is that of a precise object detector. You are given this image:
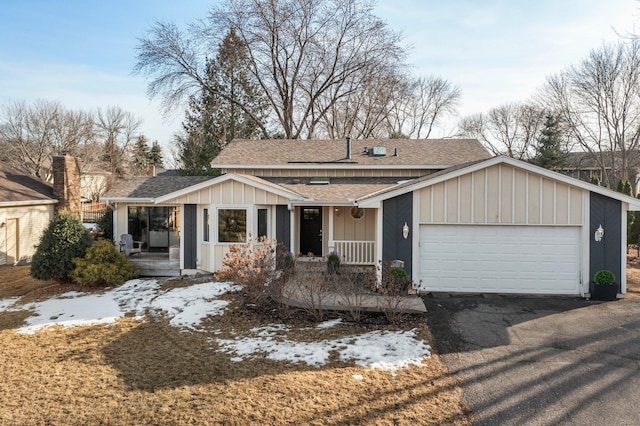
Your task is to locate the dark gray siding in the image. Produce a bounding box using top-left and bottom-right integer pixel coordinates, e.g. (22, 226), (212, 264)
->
(276, 205), (291, 251)
(184, 204), (198, 269)
(589, 192), (622, 292)
(383, 192), (413, 276)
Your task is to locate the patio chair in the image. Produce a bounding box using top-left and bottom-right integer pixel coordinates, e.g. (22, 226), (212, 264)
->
(120, 234), (143, 256)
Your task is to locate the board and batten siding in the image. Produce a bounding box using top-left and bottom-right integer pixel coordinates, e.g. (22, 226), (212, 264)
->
(332, 207), (376, 241)
(164, 180), (290, 205)
(221, 168), (428, 178)
(418, 164), (584, 225)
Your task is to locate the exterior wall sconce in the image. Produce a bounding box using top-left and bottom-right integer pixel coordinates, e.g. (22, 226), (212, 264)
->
(402, 222), (410, 239)
(594, 224), (604, 242)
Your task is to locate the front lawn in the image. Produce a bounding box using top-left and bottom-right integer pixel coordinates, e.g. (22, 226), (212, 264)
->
(0, 266), (469, 425)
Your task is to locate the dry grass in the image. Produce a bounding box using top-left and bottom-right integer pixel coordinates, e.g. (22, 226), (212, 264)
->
(626, 255), (640, 298)
(0, 266), (470, 425)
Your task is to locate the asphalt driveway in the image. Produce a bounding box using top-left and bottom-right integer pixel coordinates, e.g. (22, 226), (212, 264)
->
(422, 295), (640, 425)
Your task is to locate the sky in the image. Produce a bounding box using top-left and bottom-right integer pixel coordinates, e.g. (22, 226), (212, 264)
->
(0, 278), (432, 373)
(1, 0), (638, 154)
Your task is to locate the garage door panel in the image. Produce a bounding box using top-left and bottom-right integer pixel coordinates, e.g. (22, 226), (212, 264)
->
(419, 225), (580, 295)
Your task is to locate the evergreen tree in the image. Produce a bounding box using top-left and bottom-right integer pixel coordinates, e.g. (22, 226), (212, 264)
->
(30, 210), (92, 281)
(130, 134), (151, 175)
(177, 29), (267, 176)
(149, 140), (164, 167)
(531, 114), (566, 171)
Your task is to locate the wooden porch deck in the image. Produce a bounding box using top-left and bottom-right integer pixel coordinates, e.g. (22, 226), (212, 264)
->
(127, 252), (180, 277)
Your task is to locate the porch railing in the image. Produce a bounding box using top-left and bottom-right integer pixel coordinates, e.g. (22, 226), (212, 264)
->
(331, 240), (375, 265)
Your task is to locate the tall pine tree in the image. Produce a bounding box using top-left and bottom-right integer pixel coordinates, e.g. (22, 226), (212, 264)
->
(129, 134), (151, 176)
(531, 114), (566, 171)
(149, 140), (164, 168)
(177, 29), (267, 176)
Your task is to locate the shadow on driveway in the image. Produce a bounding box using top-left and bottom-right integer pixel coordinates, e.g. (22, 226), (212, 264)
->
(422, 295), (640, 425)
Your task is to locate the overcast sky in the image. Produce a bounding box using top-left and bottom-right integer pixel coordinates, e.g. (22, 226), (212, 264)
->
(1, 0), (638, 152)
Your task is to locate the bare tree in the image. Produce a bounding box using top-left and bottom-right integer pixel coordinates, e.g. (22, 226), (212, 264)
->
(386, 76), (461, 139)
(134, 0), (406, 140)
(94, 106), (141, 175)
(539, 40), (640, 187)
(0, 100), (94, 179)
(458, 103), (545, 160)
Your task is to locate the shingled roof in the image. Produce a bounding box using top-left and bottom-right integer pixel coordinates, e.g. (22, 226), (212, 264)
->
(103, 176), (215, 200)
(211, 138), (491, 167)
(0, 162), (55, 205)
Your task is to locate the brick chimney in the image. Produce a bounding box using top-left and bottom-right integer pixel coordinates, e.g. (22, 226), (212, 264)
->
(52, 154), (82, 217)
(147, 163), (156, 177)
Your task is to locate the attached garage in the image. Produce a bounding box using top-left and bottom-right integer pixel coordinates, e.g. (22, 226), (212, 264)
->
(418, 225), (581, 295)
(357, 155), (640, 297)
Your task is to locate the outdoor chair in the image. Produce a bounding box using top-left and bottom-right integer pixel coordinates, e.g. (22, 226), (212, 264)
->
(120, 234), (143, 256)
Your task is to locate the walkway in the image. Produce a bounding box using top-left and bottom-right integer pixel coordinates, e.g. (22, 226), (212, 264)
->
(281, 261), (427, 314)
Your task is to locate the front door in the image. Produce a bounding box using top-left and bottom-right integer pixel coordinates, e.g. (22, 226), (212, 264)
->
(300, 207), (322, 256)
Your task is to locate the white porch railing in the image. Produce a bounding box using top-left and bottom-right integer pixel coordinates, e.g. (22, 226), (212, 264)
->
(331, 240), (376, 265)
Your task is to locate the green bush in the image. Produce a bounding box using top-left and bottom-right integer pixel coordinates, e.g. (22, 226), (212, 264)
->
(594, 270), (616, 285)
(71, 239), (138, 287)
(30, 210), (93, 281)
(390, 267), (408, 282)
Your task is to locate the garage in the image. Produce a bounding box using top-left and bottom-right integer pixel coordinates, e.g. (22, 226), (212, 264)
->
(418, 225), (581, 295)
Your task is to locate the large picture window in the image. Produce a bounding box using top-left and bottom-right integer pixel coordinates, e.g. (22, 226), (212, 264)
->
(218, 209), (247, 243)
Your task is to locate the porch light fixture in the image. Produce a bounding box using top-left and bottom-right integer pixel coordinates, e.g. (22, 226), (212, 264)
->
(594, 224), (604, 242)
(402, 222), (410, 239)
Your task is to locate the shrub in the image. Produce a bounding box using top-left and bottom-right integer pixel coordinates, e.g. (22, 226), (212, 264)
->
(96, 209), (113, 241)
(214, 236), (281, 307)
(327, 251), (340, 263)
(70, 239), (138, 287)
(594, 269), (616, 285)
(390, 267), (408, 282)
(30, 209), (92, 281)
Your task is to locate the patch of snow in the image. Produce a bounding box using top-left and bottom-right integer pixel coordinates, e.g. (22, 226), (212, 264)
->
(0, 297), (21, 312)
(335, 329), (431, 372)
(216, 326), (431, 372)
(316, 318), (342, 329)
(149, 282), (239, 329)
(353, 374), (364, 380)
(13, 279), (240, 334)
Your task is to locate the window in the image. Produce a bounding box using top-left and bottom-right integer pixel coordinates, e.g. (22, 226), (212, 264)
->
(257, 208), (268, 239)
(218, 209), (247, 243)
(203, 208), (210, 242)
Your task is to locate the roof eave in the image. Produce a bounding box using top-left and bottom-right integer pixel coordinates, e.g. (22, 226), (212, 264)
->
(0, 199), (58, 207)
(215, 163), (452, 170)
(357, 156), (640, 209)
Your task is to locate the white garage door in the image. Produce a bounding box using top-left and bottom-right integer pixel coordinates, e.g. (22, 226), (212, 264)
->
(418, 225), (581, 295)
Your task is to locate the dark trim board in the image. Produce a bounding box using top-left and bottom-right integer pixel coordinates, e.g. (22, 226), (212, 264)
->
(383, 193), (413, 276)
(589, 193), (622, 293)
(183, 204), (197, 269)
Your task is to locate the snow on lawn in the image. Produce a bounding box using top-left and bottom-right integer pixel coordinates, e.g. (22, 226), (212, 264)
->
(9, 279), (240, 334)
(216, 326), (431, 373)
(0, 278), (431, 371)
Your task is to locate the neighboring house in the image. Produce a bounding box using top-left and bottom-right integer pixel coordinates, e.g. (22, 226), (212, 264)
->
(103, 138), (640, 298)
(0, 154), (81, 265)
(560, 151), (640, 195)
